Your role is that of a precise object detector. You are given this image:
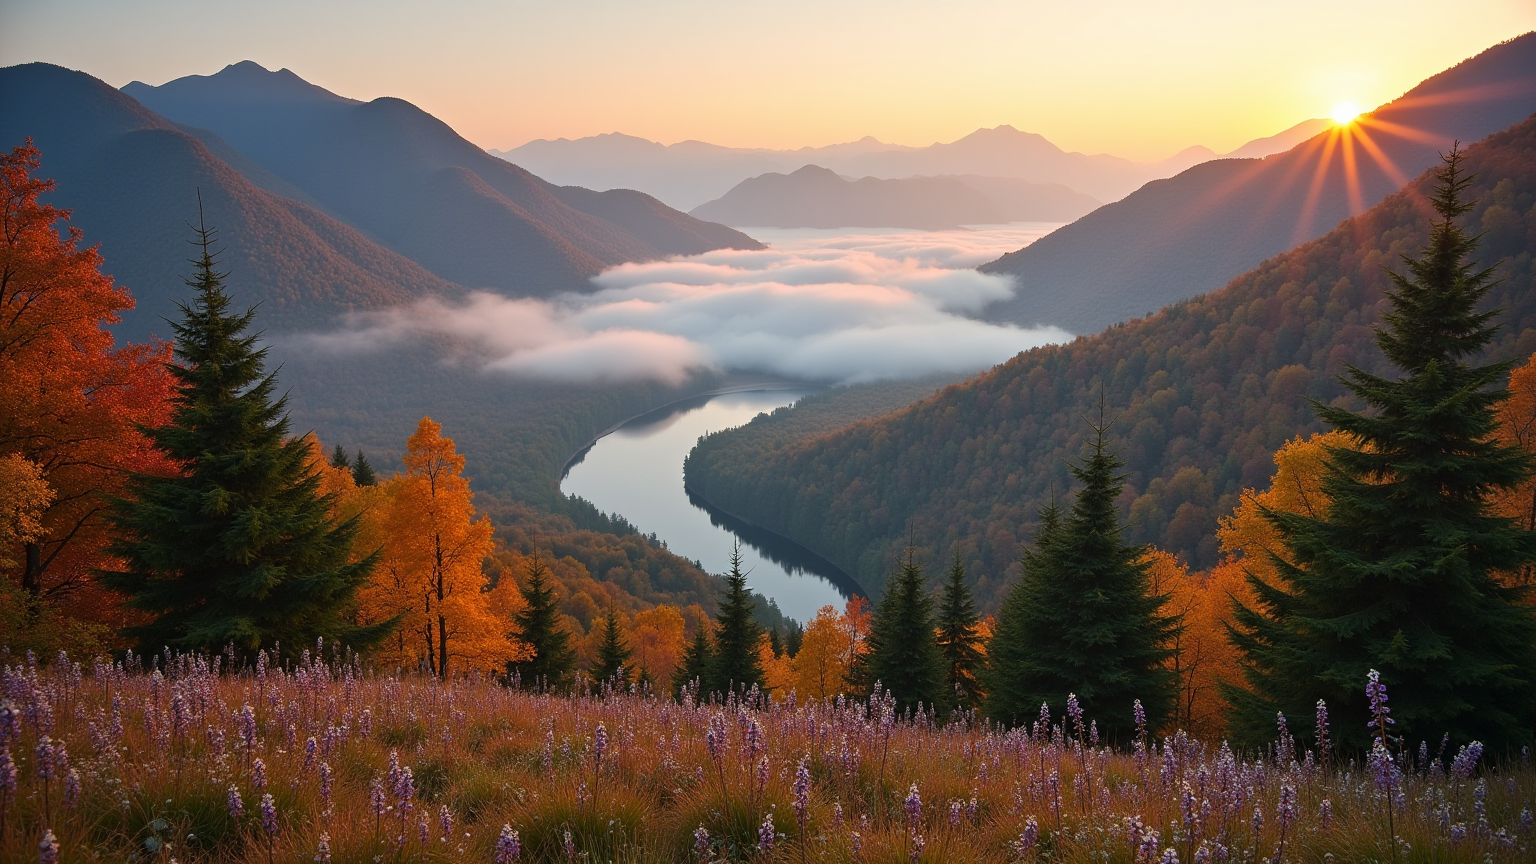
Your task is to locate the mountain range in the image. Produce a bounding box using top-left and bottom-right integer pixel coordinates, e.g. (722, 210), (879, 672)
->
(495, 120), (1329, 212)
(685, 110), (1536, 600)
(978, 32), (1536, 335)
(689, 165), (1101, 229)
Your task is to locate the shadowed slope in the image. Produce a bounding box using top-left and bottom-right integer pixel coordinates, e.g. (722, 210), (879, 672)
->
(123, 62), (761, 295)
(0, 62), (463, 343)
(980, 33), (1536, 335)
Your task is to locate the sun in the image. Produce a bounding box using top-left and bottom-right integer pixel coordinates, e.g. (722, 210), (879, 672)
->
(1331, 101), (1362, 126)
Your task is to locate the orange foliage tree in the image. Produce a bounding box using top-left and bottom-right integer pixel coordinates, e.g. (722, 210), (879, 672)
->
(791, 605), (856, 700)
(351, 418), (520, 676)
(629, 605), (688, 686)
(1143, 549), (1246, 739)
(0, 141), (173, 647)
(1493, 353), (1536, 588)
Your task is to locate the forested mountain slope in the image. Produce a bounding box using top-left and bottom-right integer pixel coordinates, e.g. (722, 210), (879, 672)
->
(686, 114), (1536, 604)
(122, 62), (760, 296)
(979, 33), (1536, 335)
(0, 63), (463, 343)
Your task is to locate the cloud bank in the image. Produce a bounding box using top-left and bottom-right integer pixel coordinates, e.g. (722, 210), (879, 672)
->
(303, 225), (1069, 385)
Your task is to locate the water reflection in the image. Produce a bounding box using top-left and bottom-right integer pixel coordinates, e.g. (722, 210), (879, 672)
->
(561, 389), (859, 623)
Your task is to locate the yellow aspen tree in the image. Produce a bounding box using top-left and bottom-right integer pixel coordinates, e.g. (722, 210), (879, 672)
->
(355, 418), (510, 676)
(792, 605), (854, 700)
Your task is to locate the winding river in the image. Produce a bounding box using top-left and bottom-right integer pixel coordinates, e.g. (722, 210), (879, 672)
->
(561, 389), (858, 623)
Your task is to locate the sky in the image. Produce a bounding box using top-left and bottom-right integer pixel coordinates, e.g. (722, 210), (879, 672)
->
(3, 1), (1533, 161)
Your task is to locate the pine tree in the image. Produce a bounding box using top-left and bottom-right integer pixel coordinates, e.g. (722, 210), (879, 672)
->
(936, 552), (986, 713)
(983, 417), (1179, 739)
(858, 546), (944, 714)
(708, 543), (764, 696)
(594, 606), (632, 685)
(102, 217), (385, 656)
(768, 626), (784, 658)
(785, 621), (804, 659)
(329, 444), (350, 471)
(673, 626), (714, 698)
(1229, 148), (1536, 751)
(984, 501), (1061, 725)
(352, 451), (378, 487)
(509, 550), (576, 690)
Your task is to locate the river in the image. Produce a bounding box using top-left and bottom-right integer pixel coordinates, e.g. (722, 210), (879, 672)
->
(561, 389), (856, 623)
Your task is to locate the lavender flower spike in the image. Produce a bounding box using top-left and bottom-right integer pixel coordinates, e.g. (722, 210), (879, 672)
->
(495, 824), (521, 863)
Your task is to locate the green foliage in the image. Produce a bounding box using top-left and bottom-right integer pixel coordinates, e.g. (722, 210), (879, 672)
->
(673, 625), (714, 697)
(509, 550), (576, 690)
(593, 605), (632, 685)
(935, 552), (986, 713)
(329, 443), (350, 471)
(102, 221), (384, 656)
(707, 544), (764, 696)
(683, 117), (1536, 600)
(351, 450), (377, 486)
(984, 418), (1179, 738)
(858, 547), (944, 713)
(1229, 148), (1536, 751)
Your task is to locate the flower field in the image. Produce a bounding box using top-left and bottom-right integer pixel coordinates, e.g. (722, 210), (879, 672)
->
(0, 649), (1531, 863)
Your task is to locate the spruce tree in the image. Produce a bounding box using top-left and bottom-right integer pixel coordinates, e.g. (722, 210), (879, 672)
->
(103, 218), (385, 656)
(982, 418), (1179, 739)
(936, 552), (986, 713)
(593, 606), (632, 685)
(329, 444), (350, 471)
(673, 626), (714, 698)
(708, 543), (765, 696)
(785, 621), (803, 658)
(768, 626), (784, 658)
(352, 451), (378, 486)
(1229, 148), (1536, 751)
(509, 550), (576, 690)
(858, 546), (944, 714)
(984, 501), (1062, 725)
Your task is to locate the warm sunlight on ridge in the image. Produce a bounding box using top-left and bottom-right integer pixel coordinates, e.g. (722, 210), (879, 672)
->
(1331, 100), (1363, 125)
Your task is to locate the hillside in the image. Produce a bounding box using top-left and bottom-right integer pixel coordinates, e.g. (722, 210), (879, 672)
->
(689, 165), (1099, 229)
(980, 33), (1536, 335)
(121, 61), (760, 296)
(0, 62), (464, 343)
(685, 113), (1536, 603)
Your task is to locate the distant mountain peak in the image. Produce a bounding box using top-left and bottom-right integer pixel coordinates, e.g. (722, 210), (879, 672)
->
(122, 60), (356, 106)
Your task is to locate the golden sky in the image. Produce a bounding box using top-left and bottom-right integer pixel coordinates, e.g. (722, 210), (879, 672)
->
(3, 0), (1533, 161)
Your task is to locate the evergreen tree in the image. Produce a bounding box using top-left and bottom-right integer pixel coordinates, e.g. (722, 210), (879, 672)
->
(936, 552), (986, 713)
(708, 543), (765, 696)
(785, 621), (803, 658)
(858, 546), (944, 714)
(984, 501), (1061, 725)
(982, 417), (1179, 739)
(352, 451), (378, 486)
(768, 626), (784, 658)
(1229, 148), (1536, 751)
(593, 606), (632, 685)
(509, 550), (576, 690)
(103, 218), (385, 656)
(673, 626), (714, 698)
(329, 444), (350, 471)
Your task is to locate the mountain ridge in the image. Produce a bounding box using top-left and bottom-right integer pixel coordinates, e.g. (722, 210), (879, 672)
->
(978, 32), (1536, 336)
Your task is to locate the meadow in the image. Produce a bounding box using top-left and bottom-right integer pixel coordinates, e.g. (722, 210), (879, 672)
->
(1, 649), (1529, 863)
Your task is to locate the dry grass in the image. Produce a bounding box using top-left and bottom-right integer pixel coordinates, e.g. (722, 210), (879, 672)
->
(0, 649), (1530, 863)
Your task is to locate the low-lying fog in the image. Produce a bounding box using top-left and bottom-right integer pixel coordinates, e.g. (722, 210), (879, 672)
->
(304, 223), (1068, 384)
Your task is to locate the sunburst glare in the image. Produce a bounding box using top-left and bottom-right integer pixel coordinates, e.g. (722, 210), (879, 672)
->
(1331, 100), (1362, 126)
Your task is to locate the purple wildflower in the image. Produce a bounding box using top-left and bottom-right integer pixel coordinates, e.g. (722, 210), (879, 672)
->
(693, 824), (710, 861)
(260, 792), (278, 836)
(1018, 815), (1038, 854)
(319, 762), (333, 810)
(759, 810), (776, 852)
(1451, 741), (1484, 780)
(227, 784), (244, 820)
(1133, 699), (1147, 739)
(439, 804), (454, 840)
(494, 824), (521, 863)
(1277, 783), (1297, 830)
(0, 747), (15, 796)
(949, 799), (962, 827)
(1319, 798), (1333, 830)
(63, 769), (79, 810)
(370, 775), (387, 817)
(315, 831), (332, 864)
(905, 783), (922, 828)
(1066, 693), (1083, 738)
(793, 756), (812, 827)
(252, 757), (267, 792)
(38, 829), (58, 864)
(594, 723), (608, 766)
(1365, 669), (1393, 736)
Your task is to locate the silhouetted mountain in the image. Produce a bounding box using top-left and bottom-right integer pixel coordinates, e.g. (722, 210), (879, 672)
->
(0, 62), (464, 343)
(498, 124), (1322, 212)
(122, 62), (760, 296)
(1222, 118), (1331, 159)
(685, 112), (1536, 600)
(690, 165), (1100, 228)
(980, 33), (1536, 335)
